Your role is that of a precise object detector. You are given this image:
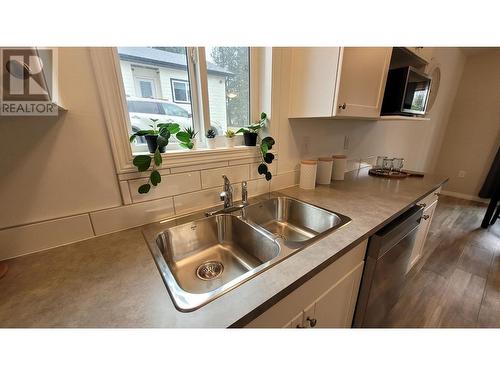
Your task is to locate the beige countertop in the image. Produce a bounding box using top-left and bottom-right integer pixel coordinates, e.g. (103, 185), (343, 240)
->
(0, 168), (447, 327)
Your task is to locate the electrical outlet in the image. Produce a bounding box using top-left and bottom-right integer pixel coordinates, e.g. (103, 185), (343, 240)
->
(458, 170), (466, 178)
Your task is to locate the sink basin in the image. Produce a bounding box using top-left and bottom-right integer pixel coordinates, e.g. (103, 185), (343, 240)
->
(242, 196), (350, 244)
(144, 196), (351, 312)
(150, 214), (280, 311)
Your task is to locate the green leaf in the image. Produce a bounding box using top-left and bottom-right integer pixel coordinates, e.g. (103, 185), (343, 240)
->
(179, 141), (194, 149)
(248, 124), (262, 131)
(264, 152), (275, 164)
(133, 155), (152, 172)
(129, 134), (136, 142)
(150, 170), (161, 186)
(260, 112), (267, 120)
(236, 128), (248, 134)
(159, 127), (170, 138)
(258, 163), (268, 175)
(157, 135), (168, 148)
(167, 123), (180, 134)
(262, 136), (275, 150)
(138, 183), (151, 194)
(176, 131), (191, 143)
(154, 149), (162, 166)
(260, 142), (269, 155)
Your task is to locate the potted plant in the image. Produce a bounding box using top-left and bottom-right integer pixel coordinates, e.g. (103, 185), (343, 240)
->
(206, 128), (217, 149)
(176, 126), (198, 150)
(129, 118), (179, 153)
(236, 112), (268, 146)
(225, 129), (236, 148)
(129, 120), (180, 194)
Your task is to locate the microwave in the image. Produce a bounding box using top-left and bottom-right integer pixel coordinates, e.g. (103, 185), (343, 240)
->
(381, 66), (432, 116)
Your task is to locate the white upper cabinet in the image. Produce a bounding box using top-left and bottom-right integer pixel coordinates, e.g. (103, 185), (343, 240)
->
(334, 47), (392, 118)
(288, 47), (341, 118)
(288, 47), (392, 119)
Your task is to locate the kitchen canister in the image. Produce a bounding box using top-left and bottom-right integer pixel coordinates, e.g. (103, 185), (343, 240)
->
(332, 155), (347, 180)
(299, 160), (318, 189)
(316, 157), (333, 184)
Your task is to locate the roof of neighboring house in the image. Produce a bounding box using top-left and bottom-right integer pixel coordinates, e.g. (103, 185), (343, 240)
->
(117, 47), (232, 76)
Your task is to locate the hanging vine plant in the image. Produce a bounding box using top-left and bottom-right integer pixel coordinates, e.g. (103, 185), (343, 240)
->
(129, 120), (180, 194)
(251, 113), (275, 181)
(258, 135), (275, 181)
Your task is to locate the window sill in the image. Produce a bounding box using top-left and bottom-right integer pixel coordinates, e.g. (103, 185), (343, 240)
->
(124, 145), (261, 173)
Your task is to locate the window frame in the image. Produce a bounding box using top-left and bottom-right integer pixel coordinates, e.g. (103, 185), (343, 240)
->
(89, 47), (264, 175)
(170, 78), (191, 104)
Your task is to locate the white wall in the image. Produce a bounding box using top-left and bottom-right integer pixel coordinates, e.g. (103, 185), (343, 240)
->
(0, 47), (122, 230)
(272, 47), (466, 176)
(434, 49), (500, 198)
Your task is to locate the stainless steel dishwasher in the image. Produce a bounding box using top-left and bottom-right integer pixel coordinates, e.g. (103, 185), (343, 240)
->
(353, 205), (423, 327)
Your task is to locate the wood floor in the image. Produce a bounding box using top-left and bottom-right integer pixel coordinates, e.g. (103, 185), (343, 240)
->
(385, 195), (500, 328)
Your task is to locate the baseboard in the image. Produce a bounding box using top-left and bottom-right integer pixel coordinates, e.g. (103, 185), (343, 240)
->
(440, 190), (489, 204)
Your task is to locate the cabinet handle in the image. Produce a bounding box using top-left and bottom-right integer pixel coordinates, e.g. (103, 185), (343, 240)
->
(306, 317), (317, 327)
(338, 103), (346, 110)
(422, 214), (430, 220)
(296, 324), (305, 329)
(418, 203), (427, 208)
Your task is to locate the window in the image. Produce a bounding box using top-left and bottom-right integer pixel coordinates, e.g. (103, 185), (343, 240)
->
(118, 47), (195, 153)
(116, 46), (255, 153)
(171, 79), (190, 103)
(205, 47), (250, 134)
(138, 80), (154, 98)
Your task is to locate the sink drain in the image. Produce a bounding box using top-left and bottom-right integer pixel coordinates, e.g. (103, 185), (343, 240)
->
(196, 261), (224, 280)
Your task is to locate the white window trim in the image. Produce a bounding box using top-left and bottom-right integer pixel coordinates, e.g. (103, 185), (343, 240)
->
(90, 47), (268, 175)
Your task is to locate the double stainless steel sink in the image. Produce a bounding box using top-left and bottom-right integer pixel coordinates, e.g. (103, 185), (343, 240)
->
(143, 196), (351, 311)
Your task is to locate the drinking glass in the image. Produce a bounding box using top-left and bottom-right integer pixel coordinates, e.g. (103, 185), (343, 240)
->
(376, 156), (387, 169)
(383, 158), (393, 171)
(392, 158), (404, 172)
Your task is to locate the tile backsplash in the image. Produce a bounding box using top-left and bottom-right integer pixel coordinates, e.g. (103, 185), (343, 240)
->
(0, 155), (299, 260)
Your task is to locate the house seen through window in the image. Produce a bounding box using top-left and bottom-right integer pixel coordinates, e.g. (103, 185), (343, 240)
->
(117, 46), (251, 153)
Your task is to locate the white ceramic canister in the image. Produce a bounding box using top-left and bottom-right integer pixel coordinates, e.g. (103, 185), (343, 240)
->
(332, 155), (347, 180)
(316, 157), (333, 184)
(299, 160), (318, 189)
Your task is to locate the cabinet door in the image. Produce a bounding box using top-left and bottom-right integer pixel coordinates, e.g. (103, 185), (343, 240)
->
(334, 47), (392, 118)
(313, 262), (364, 328)
(288, 47), (341, 118)
(407, 200), (438, 272)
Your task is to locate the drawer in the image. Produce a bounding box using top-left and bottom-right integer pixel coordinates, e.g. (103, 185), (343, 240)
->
(417, 186), (441, 209)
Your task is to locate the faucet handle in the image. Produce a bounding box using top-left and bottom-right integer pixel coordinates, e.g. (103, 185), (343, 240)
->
(241, 181), (248, 204)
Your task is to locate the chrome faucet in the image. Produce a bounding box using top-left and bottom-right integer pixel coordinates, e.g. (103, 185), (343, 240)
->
(206, 176), (249, 216)
(241, 181), (248, 205)
(220, 175), (234, 209)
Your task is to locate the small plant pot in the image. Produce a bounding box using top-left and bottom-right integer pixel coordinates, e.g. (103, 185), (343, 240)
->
(206, 138), (216, 149)
(226, 137), (236, 148)
(145, 134), (166, 153)
(243, 132), (258, 146)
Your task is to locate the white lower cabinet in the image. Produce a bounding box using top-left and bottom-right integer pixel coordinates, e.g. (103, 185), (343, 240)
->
(246, 240), (367, 328)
